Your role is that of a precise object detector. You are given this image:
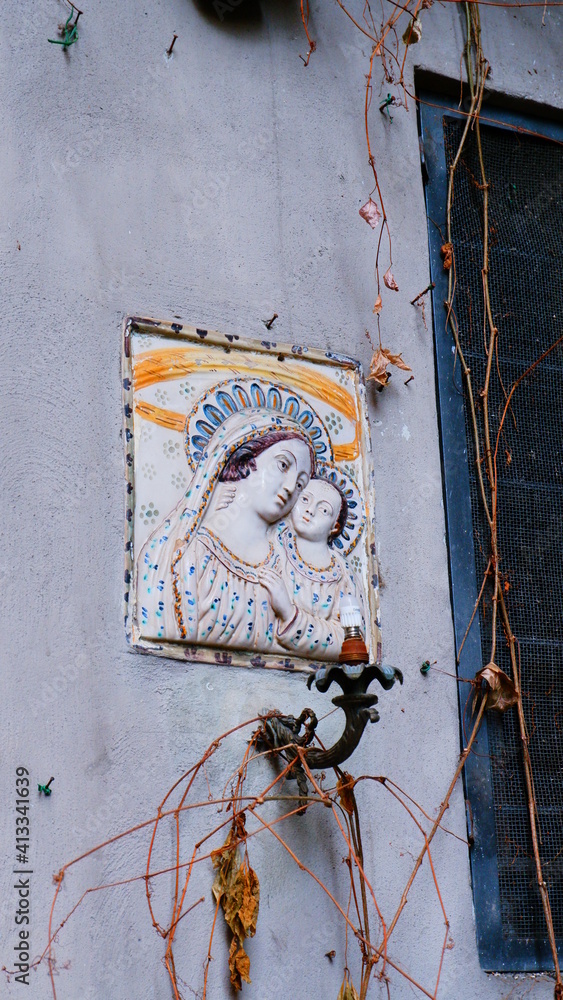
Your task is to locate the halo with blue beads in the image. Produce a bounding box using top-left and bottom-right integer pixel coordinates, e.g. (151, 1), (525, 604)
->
(184, 378), (334, 472)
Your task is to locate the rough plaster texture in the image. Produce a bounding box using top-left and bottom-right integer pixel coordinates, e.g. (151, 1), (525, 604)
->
(0, 1), (561, 997)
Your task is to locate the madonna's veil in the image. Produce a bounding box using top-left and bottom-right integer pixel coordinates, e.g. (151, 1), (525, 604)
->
(134, 407), (315, 642)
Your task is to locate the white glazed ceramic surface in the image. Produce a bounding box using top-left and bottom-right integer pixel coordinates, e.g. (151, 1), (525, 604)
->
(124, 318), (381, 672)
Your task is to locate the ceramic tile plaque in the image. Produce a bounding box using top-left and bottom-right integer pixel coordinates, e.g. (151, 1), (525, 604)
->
(123, 317), (381, 672)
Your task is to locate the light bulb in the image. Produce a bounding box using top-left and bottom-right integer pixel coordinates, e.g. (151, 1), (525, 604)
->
(340, 594), (363, 631)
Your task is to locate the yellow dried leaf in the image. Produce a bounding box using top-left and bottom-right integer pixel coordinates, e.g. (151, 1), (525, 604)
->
(373, 294), (382, 315)
(337, 978), (360, 1000)
(229, 940), (251, 990)
(472, 662), (518, 715)
(337, 772), (356, 815)
(238, 864), (260, 935)
(212, 817), (260, 991)
(383, 266), (399, 291)
(384, 351), (412, 371)
(368, 346), (412, 388)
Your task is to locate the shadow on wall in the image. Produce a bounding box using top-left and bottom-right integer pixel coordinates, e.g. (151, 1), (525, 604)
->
(191, 0), (264, 28)
(190, 0), (301, 31)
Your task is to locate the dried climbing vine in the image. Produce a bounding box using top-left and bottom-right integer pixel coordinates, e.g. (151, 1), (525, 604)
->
(9, 676), (541, 998)
(15, 714), (466, 998)
(18, 654), (537, 999)
(299, 0), (560, 392)
(4, 3), (561, 999)
(442, 6), (563, 996)
(297, 4), (563, 991)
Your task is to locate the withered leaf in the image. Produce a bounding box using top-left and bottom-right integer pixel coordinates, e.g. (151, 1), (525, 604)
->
(229, 941), (251, 990)
(373, 294), (382, 315)
(472, 662), (519, 715)
(402, 16), (422, 44)
(441, 242), (453, 270)
(383, 266), (399, 291)
(212, 817), (260, 991)
(368, 346), (412, 388)
(337, 772), (356, 815)
(337, 979), (360, 1000)
(359, 198), (382, 229)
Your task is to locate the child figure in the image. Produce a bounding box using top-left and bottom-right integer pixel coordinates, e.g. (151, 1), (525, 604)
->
(259, 476), (366, 661)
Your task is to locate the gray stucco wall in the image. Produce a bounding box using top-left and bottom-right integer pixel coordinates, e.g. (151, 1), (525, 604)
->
(1, 1), (560, 997)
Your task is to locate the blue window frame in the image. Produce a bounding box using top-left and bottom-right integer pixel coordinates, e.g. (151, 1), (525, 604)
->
(419, 90), (563, 971)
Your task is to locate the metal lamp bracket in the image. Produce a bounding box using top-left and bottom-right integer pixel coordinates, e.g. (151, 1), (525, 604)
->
(257, 660), (403, 803)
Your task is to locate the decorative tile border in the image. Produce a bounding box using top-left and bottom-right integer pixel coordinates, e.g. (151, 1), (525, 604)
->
(122, 315), (381, 673)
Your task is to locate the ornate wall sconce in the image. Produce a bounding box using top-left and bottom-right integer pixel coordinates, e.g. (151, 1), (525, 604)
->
(257, 597), (402, 799)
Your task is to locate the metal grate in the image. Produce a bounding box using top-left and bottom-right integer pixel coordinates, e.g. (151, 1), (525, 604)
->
(444, 119), (563, 943)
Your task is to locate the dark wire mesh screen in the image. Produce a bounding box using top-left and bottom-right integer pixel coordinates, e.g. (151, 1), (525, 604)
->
(444, 118), (563, 944)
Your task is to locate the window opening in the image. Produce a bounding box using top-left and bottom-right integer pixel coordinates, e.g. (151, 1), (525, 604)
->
(420, 91), (563, 971)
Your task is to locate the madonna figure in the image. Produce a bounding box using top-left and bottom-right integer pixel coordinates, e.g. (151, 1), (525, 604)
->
(134, 408), (315, 653)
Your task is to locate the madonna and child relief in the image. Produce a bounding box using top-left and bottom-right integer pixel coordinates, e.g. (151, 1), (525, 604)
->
(124, 319), (381, 672)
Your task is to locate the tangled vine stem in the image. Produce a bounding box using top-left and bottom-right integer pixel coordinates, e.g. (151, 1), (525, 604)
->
(325, 0), (563, 984)
(294, 0), (563, 989)
(25, 714), (466, 1000)
(442, 5), (563, 992)
(2, 5), (557, 1000)
(30, 669), (500, 999)
(318, 0), (562, 366)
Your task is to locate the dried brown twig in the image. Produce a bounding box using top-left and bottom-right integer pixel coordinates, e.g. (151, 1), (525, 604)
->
(24, 711), (482, 1000)
(442, 6), (563, 994)
(11, 7), (563, 1000)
